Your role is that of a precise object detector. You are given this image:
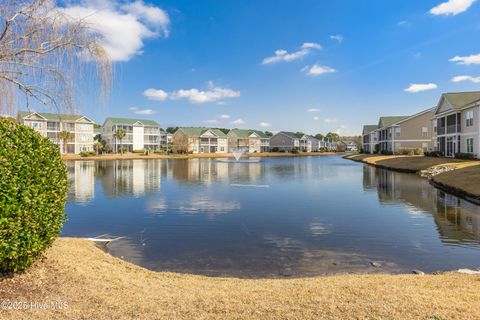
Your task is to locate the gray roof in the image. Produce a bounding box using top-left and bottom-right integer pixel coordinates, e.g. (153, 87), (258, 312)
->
(379, 116), (409, 128)
(278, 131), (305, 139)
(229, 129), (268, 138)
(106, 117), (160, 127)
(362, 125), (378, 135)
(442, 91), (480, 110)
(178, 127), (227, 137)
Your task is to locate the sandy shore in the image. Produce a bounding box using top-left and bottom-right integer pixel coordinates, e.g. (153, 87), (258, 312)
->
(0, 238), (479, 319)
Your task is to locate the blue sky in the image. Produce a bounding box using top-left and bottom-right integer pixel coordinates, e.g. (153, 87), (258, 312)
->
(54, 0), (480, 135)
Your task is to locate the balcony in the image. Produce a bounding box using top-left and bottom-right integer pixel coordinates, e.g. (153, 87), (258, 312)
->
(436, 127), (445, 135)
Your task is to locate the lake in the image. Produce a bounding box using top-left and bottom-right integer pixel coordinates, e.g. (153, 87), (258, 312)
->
(62, 155), (480, 278)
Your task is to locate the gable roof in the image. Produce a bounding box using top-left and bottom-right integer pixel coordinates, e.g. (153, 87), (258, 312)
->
(379, 116), (409, 128)
(105, 117), (160, 127)
(229, 129), (268, 138)
(441, 91), (480, 110)
(278, 131), (305, 139)
(18, 111), (90, 122)
(178, 127), (227, 137)
(362, 125), (378, 135)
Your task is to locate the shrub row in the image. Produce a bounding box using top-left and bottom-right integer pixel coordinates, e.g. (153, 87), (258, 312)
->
(80, 150), (96, 157)
(0, 118), (67, 273)
(395, 147), (423, 156)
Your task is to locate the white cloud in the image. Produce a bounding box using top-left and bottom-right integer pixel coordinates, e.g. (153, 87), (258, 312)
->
(262, 42), (321, 65)
(313, 116), (319, 120)
(324, 118), (338, 123)
(144, 84), (240, 104)
(203, 119), (219, 124)
(330, 35), (344, 43)
(259, 122), (271, 128)
(219, 114), (231, 119)
(452, 75), (480, 83)
(170, 87), (240, 104)
(60, 0), (170, 62)
(232, 118), (245, 125)
(404, 83), (438, 93)
(129, 107), (156, 115)
(430, 0), (476, 16)
(302, 64), (336, 76)
(397, 20), (410, 27)
(307, 108), (321, 112)
(450, 53), (480, 65)
(143, 88), (168, 101)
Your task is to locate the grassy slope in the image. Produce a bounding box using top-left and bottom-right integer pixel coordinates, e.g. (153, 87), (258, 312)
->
(1, 238), (479, 320)
(433, 165), (480, 199)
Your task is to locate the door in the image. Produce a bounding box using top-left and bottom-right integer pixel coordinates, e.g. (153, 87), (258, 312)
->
(446, 137), (457, 157)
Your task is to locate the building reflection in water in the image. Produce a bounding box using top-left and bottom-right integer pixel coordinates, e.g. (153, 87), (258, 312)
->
(67, 161), (95, 204)
(363, 165), (480, 245)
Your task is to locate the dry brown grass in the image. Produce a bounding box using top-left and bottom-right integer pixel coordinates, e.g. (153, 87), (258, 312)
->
(1, 238), (479, 319)
(374, 156), (466, 172)
(63, 152), (339, 161)
(433, 165), (480, 198)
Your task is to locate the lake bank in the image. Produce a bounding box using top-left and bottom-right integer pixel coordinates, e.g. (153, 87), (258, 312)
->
(345, 154), (480, 203)
(62, 151), (340, 161)
(1, 237), (479, 320)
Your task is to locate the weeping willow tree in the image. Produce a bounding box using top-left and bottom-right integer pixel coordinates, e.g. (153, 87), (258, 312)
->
(0, 0), (112, 114)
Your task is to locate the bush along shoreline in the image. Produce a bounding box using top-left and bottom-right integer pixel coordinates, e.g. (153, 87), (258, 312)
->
(345, 154), (480, 205)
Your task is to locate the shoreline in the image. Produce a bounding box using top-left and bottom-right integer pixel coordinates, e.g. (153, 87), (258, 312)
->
(62, 151), (342, 161)
(345, 154), (480, 205)
(1, 237), (479, 319)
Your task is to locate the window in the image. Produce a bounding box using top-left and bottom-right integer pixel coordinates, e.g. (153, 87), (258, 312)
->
(394, 127), (401, 137)
(422, 127), (428, 137)
(28, 121), (41, 130)
(433, 119), (437, 133)
(80, 124), (92, 131)
(422, 143), (428, 150)
(80, 134), (89, 142)
(467, 138), (474, 153)
(466, 111), (474, 127)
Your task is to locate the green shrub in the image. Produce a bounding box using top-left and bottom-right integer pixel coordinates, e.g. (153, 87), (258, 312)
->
(0, 118), (67, 273)
(132, 149), (145, 153)
(395, 147), (423, 156)
(454, 152), (476, 160)
(80, 150), (95, 157)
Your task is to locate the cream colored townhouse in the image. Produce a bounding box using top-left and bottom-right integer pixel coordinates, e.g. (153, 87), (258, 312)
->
(362, 125), (378, 154)
(102, 117), (165, 152)
(377, 107), (435, 153)
(227, 129), (270, 153)
(172, 127), (228, 153)
(17, 111), (95, 154)
(432, 91), (480, 157)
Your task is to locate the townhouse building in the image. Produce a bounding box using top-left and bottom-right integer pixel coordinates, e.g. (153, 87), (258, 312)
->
(17, 111), (95, 154)
(172, 127), (228, 153)
(377, 108), (435, 153)
(227, 129), (270, 153)
(362, 125), (379, 154)
(102, 117), (165, 152)
(432, 91), (480, 158)
(270, 132), (309, 151)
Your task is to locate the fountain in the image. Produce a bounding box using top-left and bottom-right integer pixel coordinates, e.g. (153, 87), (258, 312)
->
(216, 148), (261, 163)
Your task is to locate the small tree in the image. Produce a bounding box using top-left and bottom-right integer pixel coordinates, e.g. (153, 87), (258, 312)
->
(114, 128), (126, 155)
(265, 131), (273, 137)
(58, 130), (73, 154)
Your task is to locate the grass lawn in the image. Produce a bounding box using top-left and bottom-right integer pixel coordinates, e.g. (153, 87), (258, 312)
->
(433, 165), (480, 199)
(375, 157), (465, 172)
(1, 238), (479, 320)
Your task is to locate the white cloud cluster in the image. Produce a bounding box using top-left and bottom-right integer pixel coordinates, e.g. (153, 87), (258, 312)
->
(404, 83), (438, 93)
(452, 75), (480, 83)
(430, 0), (476, 16)
(143, 88), (168, 101)
(307, 108), (321, 112)
(324, 118), (338, 123)
(330, 35), (344, 43)
(219, 114), (231, 119)
(262, 42), (321, 65)
(450, 53), (480, 65)
(259, 122), (271, 128)
(232, 118), (245, 125)
(143, 84), (240, 104)
(302, 64), (336, 76)
(60, 0), (170, 62)
(129, 107), (156, 115)
(313, 116), (319, 120)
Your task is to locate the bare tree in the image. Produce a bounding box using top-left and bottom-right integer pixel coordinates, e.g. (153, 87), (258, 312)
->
(0, 0), (112, 115)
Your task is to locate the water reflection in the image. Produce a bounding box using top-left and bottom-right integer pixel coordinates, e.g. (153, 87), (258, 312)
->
(63, 157), (480, 277)
(363, 165), (480, 245)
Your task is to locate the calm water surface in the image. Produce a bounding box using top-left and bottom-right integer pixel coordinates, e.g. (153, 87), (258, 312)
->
(62, 155), (480, 277)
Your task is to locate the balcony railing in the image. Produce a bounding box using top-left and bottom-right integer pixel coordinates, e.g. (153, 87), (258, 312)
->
(437, 127), (445, 135)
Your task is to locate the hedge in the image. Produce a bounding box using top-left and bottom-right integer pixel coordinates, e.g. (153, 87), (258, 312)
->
(0, 118), (68, 273)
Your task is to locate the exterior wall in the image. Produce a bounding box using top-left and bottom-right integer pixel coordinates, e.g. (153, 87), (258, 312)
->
(459, 106), (479, 157)
(132, 125), (144, 150)
(20, 113), (94, 154)
(270, 133), (295, 151)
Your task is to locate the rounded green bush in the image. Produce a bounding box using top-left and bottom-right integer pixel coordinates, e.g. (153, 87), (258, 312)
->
(0, 118), (68, 273)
